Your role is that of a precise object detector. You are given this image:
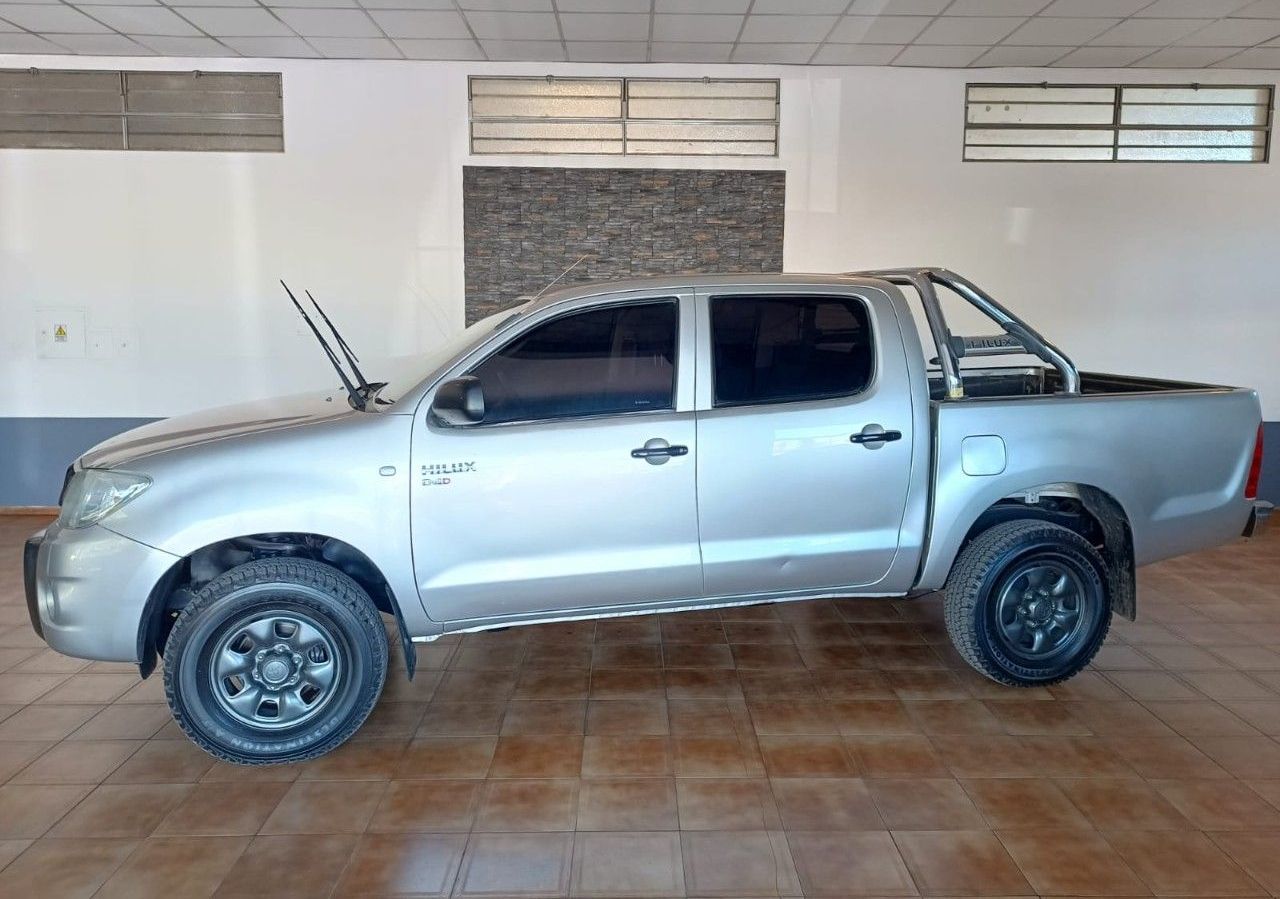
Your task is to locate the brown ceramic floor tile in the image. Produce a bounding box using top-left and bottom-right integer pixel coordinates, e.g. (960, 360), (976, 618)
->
(787, 830), (916, 896)
(585, 699), (669, 734)
(418, 701), (506, 736)
(1210, 830), (1280, 894)
(334, 832), (465, 898)
(474, 778), (578, 831)
(0, 739), (57, 781)
(1151, 779), (1280, 830)
(905, 698), (1005, 735)
(368, 779), (479, 832)
(670, 736), (752, 776)
(961, 777), (1092, 830)
(986, 699), (1094, 735)
(771, 777), (884, 830)
(1190, 735), (1280, 779)
(570, 831), (685, 898)
(95, 835), (249, 899)
(51, 783), (191, 839)
(1058, 777), (1192, 830)
(662, 642), (735, 669)
(62, 703), (169, 742)
(666, 699), (738, 735)
(868, 777), (986, 831)
(758, 734), (856, 777)
(666, 667), (747, 700)
(577, 778), (677, 831)
(105, 737), (216, 783)
(0, 782), (93, 838)
(896, 828), (1033, 896)
(397, 736), (497, 778)
(844, 734), (950, 778)
(581, 735), (670, 777)
(681, 830), (801, 897)
(214, 833), (358, 898)
(10, 739), (140, 784)
(998, 827), (1149, 896)
(500, 700), (587, 735)
(1104, 735), (1231, 779)
(513, 667), (591, 700)
(829, 699), (920, 735)
(258, 780), (385, 834)
(593, 643), (662, 668)
(590, 668), (666, 700)
(156, 781), (291, 836)
(1219, 699), (1280, 735)
(0, 837), (137, 898)
(675, 778), (777, 830)
(1105, 828), (1265, 896)
(0, 703), (101, 741)
(455, 831), (573, 897)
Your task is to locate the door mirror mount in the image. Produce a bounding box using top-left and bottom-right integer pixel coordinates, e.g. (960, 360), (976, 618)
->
(431, 376), (485, 426)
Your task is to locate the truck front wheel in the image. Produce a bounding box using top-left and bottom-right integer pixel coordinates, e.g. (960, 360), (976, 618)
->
(944, 520), (1110, 686)
(163, 558), (388, 764)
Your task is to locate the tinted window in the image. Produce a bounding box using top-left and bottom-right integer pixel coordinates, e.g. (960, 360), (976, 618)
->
(711, 295), (873, 406)
(471, 301), (677, 424)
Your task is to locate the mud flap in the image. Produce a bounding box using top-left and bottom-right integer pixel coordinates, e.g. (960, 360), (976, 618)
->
(1079, 487), (1137, 621)
(386, 586), (417, 680)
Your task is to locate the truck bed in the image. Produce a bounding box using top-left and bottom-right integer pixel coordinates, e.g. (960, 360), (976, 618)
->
(928, 366), (1228, 401)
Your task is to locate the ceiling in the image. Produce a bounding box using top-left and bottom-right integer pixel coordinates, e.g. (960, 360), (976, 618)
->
(1, 0), (1280, 68)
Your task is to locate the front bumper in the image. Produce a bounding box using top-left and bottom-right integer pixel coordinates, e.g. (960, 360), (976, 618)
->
(1244, 501), (1273, 538)
(25, 520), (180, 663)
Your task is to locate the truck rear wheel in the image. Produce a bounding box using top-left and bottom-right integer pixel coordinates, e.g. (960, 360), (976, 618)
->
(163, 558), (387, 764)
(944, 520), (1110, 686)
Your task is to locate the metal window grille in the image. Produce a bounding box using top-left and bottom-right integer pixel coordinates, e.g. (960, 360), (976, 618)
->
(0, 69), (284, 152)
(469, 76), (779, 157)
(965, 83), (1273, 163)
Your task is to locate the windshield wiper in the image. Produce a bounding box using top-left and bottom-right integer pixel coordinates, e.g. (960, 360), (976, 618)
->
(281, 280), (367, 411)
(305, 290), (390, 404)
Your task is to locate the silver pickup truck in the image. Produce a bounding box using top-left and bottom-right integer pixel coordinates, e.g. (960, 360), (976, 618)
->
(24, 268), (1270, 764)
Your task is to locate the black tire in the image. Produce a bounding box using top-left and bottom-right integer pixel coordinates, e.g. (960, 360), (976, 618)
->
(163, 558), (387, 765)
(944, 520), (1111, 687)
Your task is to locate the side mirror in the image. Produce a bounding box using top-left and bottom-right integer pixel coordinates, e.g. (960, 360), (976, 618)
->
(431, 376), (485, 426)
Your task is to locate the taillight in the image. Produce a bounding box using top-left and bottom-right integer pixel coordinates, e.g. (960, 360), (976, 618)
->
(1245, 423), (1264, 501)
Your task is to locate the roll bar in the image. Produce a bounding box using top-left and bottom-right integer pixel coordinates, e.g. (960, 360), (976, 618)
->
(851, 267), (1081, 398)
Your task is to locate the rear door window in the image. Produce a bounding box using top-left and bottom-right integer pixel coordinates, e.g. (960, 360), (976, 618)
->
(710, 295), (874, 407)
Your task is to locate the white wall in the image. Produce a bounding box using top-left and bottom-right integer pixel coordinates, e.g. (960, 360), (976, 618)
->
(1, 56), (1278, 419)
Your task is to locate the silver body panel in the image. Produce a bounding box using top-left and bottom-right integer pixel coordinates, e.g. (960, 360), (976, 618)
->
(28, 272), (1262, 664)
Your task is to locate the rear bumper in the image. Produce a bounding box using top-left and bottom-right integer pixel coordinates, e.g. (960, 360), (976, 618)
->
(1244, 501), (1273, 538)
(26, 520), (180, 663)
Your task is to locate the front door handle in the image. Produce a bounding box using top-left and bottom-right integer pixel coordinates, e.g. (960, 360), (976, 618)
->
(851, 425), (902, 448)
(631, 438), (689, 465)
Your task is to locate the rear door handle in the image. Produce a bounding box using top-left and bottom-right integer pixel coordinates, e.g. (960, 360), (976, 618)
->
(851, 425), (902, 447)
(631, 438), (688, 465)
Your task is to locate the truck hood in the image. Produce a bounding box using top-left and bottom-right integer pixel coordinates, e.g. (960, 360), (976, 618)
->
(80, 390), (354, 470)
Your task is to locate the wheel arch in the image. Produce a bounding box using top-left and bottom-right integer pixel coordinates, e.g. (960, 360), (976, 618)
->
(927, 482), (1137, 621)
(136, 531), (417, 679)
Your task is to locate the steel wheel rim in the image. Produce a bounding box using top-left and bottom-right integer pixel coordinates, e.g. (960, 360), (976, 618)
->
(994, 559), (1087, 661)
(209, 610), (342, 730)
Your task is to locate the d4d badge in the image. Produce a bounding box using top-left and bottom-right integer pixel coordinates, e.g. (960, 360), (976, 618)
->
(421, 461), (476, 486)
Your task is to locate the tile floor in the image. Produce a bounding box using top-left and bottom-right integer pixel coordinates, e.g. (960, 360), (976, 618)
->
(1, 512), (1279, 897)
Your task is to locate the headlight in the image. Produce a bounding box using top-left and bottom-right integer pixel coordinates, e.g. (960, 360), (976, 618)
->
(58, 469), (152, 529)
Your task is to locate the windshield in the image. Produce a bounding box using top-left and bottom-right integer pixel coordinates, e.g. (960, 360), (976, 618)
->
(375, 303), (530, 405)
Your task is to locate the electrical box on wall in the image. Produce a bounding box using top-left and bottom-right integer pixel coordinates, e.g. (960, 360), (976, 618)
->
(36, 309), (86, 359)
